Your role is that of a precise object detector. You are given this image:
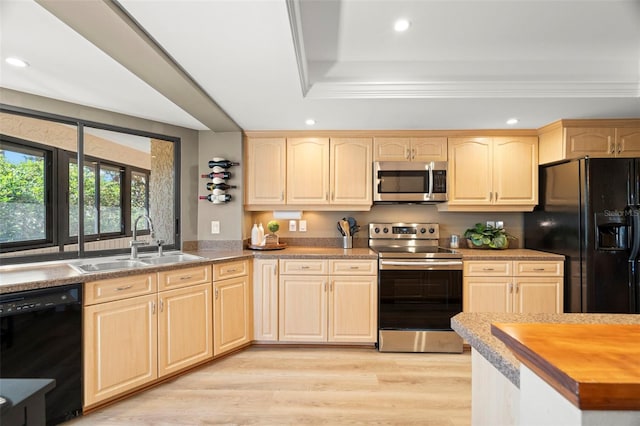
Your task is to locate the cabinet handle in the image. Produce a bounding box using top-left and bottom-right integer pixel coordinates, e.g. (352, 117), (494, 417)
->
(179, 275), (193, 281)
(215, 288), (219, 299)
(116, 285), (132, 291)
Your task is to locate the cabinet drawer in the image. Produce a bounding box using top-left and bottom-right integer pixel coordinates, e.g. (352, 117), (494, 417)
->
(464, 261), (512, 276)
(212, 260), (249, 281)
(329, 259), (376, 275)
(280, 259), (328, 275)
(514, 261), (563, 276)
(85, 273), (157, 305)
(158, 265), (211, 291)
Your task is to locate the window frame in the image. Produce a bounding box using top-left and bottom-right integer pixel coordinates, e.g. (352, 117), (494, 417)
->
(0, 135), (56, 251)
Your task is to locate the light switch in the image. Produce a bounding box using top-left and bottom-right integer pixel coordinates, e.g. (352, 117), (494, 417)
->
(211, 221), (220, 234)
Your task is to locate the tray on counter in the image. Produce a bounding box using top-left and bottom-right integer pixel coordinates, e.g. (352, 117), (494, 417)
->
(246, 242), (287, 251)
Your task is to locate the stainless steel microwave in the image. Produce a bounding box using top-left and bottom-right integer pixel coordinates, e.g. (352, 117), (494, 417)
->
(373, 161), (448, 203)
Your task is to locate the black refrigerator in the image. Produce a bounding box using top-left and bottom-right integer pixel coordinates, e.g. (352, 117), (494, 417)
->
(524, 157), (640, 313)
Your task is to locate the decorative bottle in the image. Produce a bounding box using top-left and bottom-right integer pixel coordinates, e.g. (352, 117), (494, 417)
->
(251, 224), (260, 245)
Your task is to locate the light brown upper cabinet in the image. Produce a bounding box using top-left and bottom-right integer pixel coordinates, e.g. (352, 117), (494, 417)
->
(245, 136), (372, 210)
(244, 137), (287, 205)
(538, 119), (640, 164)
(373, 137), (447, 162)
(441, 136), (538, 212)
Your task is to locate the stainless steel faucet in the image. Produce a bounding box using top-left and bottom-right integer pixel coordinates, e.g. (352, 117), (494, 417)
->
(130, 215), (155, 259)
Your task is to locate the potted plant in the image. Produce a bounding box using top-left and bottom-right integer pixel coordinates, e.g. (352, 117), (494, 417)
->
(463, 223), (514, 249)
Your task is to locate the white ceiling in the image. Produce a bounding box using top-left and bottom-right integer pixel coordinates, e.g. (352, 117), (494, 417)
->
(1, 0), (639, 132)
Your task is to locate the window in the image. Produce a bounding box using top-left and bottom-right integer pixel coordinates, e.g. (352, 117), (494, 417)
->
(0, 138), (53, 248)
(0, 108), (179, 259)
(68, 157), (127, 239)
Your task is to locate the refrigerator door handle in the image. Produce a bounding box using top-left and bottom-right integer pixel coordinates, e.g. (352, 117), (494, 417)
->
(629, 206), (640, 262)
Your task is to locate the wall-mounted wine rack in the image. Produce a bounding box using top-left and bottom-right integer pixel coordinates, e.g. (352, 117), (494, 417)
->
(199, 157), (239, 204)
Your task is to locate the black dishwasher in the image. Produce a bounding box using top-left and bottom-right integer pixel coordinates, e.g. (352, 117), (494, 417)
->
(0, 284), (83, 425)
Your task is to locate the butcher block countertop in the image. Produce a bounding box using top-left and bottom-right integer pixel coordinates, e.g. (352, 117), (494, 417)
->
(492, 322), (640, 411)
(451, 313), (640, 389)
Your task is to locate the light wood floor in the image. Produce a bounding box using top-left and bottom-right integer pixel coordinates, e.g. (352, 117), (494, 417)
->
(66, 346), (471, 425)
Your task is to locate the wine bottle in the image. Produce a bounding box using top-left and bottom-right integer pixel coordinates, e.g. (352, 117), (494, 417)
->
(206, 182), (237, 191)
(199, 194), (232, 203)
(208, 159), (239, 169)
(201, 171), (232, 179)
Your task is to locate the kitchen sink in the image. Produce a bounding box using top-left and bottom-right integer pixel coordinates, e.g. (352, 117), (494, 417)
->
(68, 252), (204, 274)
(70, 260), (147, 273)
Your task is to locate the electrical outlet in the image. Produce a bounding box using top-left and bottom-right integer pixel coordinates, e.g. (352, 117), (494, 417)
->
(496, 221), (504, 229)
(299, 220), (307, 232)
(211, 221), (220, 234)
(486, 221), (495, 228)
(289, 220), (297, 232)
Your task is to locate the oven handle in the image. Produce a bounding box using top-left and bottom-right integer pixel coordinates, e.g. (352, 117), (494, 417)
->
(379, 260), (463, 270)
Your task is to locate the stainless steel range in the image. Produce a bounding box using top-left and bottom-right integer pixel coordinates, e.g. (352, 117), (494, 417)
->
(369, 223), (463, 353)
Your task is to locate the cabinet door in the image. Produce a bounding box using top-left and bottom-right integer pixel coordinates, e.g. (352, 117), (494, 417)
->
(565, 127), (615, 158)
(158, 283), (213, 376)
(514, 278), (563, 314)
(463, 277), (511, 313)
(616, 128), (640, 158)
(328, 276), (377, 343)
(245, 137), (286, 205)
(214, 276), (251, 355)
(287, 137), (330, 204)
(493, 137), (538, 206)
(373, 137), (411, 161)
(448, 138), (493, 204)
(278, 275), (327, 342)
(411, 137), (448, 161)
(84, 294), (158, 407)
(330, 137), (372, 205)
(253, 259), (279, 341)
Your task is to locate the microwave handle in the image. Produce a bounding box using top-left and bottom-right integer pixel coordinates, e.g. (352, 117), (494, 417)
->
(427, 161), (434, 199)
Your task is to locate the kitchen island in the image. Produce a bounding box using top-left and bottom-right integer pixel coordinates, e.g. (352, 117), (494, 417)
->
(452, 312), (640, 426)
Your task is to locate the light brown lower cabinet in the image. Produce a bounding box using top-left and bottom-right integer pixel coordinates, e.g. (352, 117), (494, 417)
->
(213, 260), (252, 356)
(278, 259), (377, 343)
(463, 260), (563, 313)
(83, 266), (213, 408)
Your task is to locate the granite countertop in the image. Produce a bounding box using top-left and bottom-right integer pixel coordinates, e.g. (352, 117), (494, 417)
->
(1, 245), (556, 294)
(0, 247), (377, 294)
(454, 248), (564, 260)
(451, 312), (640, 387)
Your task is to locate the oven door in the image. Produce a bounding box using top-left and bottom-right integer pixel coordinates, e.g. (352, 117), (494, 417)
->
(378, 259), (462, 331)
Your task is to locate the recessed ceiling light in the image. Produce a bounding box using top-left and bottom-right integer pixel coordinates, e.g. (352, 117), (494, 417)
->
(394, 19), (411, 32)
(506, 118), (519, 125)
(5, 57), (29, 68)
(305, 119), (316, 126)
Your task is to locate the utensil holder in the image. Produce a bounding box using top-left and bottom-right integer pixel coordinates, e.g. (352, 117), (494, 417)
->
(342, 236), (353, 249)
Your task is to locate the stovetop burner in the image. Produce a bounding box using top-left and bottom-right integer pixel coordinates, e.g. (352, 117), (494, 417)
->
(368, 222), (461, 259)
